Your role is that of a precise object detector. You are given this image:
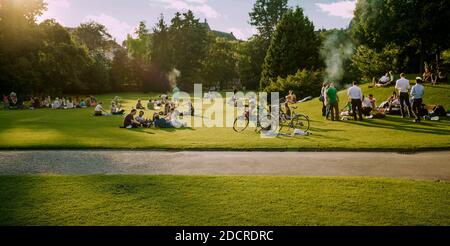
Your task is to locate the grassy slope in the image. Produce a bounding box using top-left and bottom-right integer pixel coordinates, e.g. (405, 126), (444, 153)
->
(0, 175), (448, 226)
(0, 79), (449, 150)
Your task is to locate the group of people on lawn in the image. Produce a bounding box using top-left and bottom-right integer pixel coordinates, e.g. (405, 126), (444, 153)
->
(92, 94), (193, 129)
(121, 97), (193, 129)
(2, 93), (98, 110)
(321, 73), (426, 123)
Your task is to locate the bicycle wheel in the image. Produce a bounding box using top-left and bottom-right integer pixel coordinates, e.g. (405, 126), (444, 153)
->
(290, 114), (310, 132)
(233, 115), (249, 132)
(277, 113), (291, 135)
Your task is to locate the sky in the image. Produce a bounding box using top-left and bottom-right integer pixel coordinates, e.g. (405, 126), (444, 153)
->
(38, 0), (357, 43)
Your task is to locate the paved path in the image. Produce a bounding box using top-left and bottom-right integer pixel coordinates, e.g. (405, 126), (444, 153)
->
(0, 151), (449, 180)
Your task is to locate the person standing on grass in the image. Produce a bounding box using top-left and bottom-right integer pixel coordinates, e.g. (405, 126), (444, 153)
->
(347, 81), (363, 121)
(395, 73), (412, 118)
(326, 83), (339, 121)
(411, 77), (425, 123)
(320, 82), (329, 117)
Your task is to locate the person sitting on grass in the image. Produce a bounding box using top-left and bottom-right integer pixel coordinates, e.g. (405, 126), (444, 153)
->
(90, 96), (97, 107)
(66, 97), (74, 109)
(111, 102), (125, 115)
(167, 107), (187, 128)
(147, 99), (155, 110)
(123, 109), (140, 129)
(136, 99), (145, 110)
(94, 102), (107, 116)
(362, 95), (373, 117)
(2, 95), (9, 109)
(79, 99), (87, 108)
(73, 96), (80, 108)
(135, 111), (152, 128)
(52, 97), (61, 109)
(153, 112), (173, 128)
(42, 96), (50, 108)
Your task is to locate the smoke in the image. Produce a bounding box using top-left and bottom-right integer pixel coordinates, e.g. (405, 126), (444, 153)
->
(320, 31), (355, 85)
(167, 68), (181, 89)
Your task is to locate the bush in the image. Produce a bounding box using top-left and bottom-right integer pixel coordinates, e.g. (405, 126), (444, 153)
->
(351, 44), (401, 81)
(264, 69), (323, 100)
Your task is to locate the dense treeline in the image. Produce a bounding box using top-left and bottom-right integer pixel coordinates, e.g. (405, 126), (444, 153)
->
(1, 0), (449, 97)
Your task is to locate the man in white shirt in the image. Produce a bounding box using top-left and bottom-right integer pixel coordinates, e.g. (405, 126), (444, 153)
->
(395, 73), (412, 118)
(411, 77), (425, 123)
(94, 102), (106, 116)
(347, 81), (363, 121)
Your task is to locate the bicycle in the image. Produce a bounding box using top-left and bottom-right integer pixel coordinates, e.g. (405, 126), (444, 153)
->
(233, 97), (311, 134)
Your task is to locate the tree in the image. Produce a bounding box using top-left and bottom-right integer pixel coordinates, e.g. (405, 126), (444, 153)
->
(237, 35), (267, 90)
(0, 0), (47, 95)
(203, 37), (238, 89)
(148, 14), (171, 92)
(260, 7), (320, 90)
(151, 14), (171, 73)
(126, 21), (151, 61)
(168, 11), (209, 90)
(111, 48), (135, 91)
(249, 0), (289, 42)
(74, 21), (112, 52)
(37, 20), (91, 94)
(351, 0), (450, 72)
(351, 44), (401, 81)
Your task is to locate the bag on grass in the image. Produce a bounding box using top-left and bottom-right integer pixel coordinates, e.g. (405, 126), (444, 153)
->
(431, 105), (446, 117)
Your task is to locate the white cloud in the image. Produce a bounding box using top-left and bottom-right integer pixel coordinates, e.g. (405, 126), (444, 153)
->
(83, 14), (133, 44)
(149, 0), (220, 19)
(227, 27), (257, 41)
(316, 0), (357, 19)
(38, 0), (71, 25)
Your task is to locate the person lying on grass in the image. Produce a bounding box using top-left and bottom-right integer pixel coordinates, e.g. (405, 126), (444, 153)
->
(123, 109), (140, 129)
(375, 71), (394, 87)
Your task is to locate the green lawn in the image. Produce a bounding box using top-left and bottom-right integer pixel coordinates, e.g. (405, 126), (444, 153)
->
(0, 175), (448, 226)
(0, 79), (449, 150)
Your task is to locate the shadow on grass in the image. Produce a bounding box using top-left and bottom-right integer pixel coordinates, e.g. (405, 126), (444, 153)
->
(344, 116), (450, 136)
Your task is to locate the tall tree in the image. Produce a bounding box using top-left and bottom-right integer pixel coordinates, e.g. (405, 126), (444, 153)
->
(38, 19), (91, 94)
(249, 0), (289, 42)
(0, 0), (46, 95)
(203, 37), (238, 89)
(351, 0), (450, 72)
(151, 15), (170, 69)
(260, 7), (320, 89)
(126, 21), (151, 61)
(74, 21), (112, 52)
(237, 35), (267, 90)
(168, 11), (209, 90)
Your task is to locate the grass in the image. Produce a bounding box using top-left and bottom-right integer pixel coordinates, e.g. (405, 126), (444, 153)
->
(0, 77), (449, 150)
(0, 175), (448, 226)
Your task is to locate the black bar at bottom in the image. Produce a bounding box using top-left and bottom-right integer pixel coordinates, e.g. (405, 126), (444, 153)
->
(0, 227), (448, 244)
